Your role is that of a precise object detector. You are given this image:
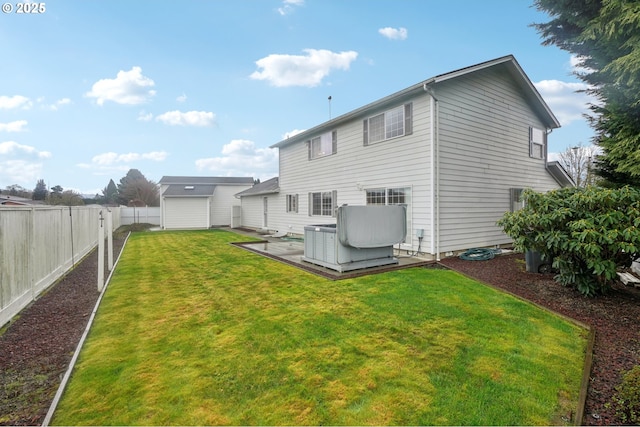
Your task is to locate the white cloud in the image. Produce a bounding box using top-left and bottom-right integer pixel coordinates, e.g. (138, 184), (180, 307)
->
(282, 129), (305, 139)
(278, 0), (303, 15)
(250, 49), (358, 87)
(85, 66), (156, 105)
(48, 98), (72, 111)
(195, 139), (278, 180)
(155, 110), (215, 126)
(0, 120), (28, 132)
(534, 79), (596, 125)
(137, 111), (154, 121)
(378, 27), (408, 40)
(0, 95), (32, 110)
(176, 93), (187, 103)
(569, 54), (595, 75)
(0, 141), (51, 186)
(89, 150), (168, 166)
(0, 159), (45, 186)
(0, 140), (51, 158)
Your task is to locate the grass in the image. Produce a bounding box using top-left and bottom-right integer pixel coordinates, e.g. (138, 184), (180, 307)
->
(52, 229), (588, 425)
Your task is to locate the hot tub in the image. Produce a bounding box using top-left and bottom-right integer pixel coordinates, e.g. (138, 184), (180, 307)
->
(301, 205), (406, 272)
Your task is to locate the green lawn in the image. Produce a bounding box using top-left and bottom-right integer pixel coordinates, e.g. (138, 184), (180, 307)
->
(52, 230), (588, 426)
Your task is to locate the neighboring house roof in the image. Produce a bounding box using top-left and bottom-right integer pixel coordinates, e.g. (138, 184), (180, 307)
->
(272, 55), (561, 149)
(0, 196), (43, 206)
(162, 184), (217, 197)
(235, 177), (280, 197)
(546, 161), (576, 188)
(159, 176), (255, 185)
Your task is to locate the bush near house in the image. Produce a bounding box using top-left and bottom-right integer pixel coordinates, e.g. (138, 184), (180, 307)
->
(498, 186), (640, 296)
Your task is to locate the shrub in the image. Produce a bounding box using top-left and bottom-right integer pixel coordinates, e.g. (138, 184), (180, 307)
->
(611, 365), (640, 424)
(497, 186), (640, 296)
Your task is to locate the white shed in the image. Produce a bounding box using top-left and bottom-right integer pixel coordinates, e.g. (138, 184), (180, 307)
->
(159, 176), (254, 230)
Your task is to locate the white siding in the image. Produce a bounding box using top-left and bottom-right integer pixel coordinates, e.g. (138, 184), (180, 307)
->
(435, 67), (560, 253)
(257, 60), (563, 257)
(163, 197), (209, 229)
(210, 185), (250, 226)
(273, 95), (433, 250)
(239, 196), (265, 229)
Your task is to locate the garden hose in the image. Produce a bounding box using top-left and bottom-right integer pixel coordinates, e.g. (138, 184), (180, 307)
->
(459, 248), (499, 261)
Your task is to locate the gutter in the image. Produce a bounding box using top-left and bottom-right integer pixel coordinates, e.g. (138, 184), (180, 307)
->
(424, 82), (441, 261)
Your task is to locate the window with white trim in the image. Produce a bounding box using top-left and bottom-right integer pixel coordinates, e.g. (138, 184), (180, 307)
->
(510, 188), (524, 212)
(308, 130), (337, 160)
(365, 186), (411, 242)
(529, 127), (545, 159)
(363, 103), (413, 145)
(309, 191), (337, 216)
(286, 194), (298, 213)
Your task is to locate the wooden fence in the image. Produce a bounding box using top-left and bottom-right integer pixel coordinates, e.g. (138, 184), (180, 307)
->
(0, 206), (121, 328)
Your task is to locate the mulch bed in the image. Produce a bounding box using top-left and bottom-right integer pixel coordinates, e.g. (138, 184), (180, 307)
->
(0, 235), (126, 426)
(1, 239), (639, 425)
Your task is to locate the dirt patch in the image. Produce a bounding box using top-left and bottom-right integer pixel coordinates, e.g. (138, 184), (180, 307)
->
(1, 242), (638, 425)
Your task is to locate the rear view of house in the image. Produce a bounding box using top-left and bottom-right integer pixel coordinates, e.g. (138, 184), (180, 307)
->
(236, 55), (573, 260)
(160, 176), (253, 230)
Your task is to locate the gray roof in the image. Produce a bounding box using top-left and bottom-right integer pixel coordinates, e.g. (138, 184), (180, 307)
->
(272, 55), (560, 149)
(162, 184), (216, 197)
(159, 176), (254, 185)
(235, 177), (280, 197)
(546, 161), (576, 188)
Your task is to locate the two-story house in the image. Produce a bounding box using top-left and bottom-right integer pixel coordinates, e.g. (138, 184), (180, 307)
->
(236, 55), (573, 260)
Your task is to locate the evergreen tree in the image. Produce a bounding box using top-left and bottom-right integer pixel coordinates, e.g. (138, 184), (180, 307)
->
(533, 0), (640, 187)
(32, 179), (48, 200)
(102, 179), (119, 205)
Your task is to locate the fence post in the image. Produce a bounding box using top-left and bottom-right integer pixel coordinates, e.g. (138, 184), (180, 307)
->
(97, 210), (105, 291)
(29, 207), (36, 301)
(107, 209), (113, 271)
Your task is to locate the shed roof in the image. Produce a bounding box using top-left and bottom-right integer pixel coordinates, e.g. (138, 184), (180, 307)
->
(235, 177), (280, 197)
(272, 55), (560, 149)
(159, 176), (254, 185)
(162, 184), (216, 197)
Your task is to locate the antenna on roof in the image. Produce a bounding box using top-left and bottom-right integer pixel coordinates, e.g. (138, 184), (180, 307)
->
(328, 96), (332, 120)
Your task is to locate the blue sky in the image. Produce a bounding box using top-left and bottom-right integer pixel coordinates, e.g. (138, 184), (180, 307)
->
(1, 0), (596, 196)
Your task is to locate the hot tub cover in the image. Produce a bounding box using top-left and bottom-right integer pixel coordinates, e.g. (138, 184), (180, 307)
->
(336, 205), (406, 248)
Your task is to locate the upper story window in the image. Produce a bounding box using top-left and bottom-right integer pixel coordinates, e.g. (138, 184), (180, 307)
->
(308, 130), (337, 160)
(529, 127), (545, 159)
(363, 103), (413, 145)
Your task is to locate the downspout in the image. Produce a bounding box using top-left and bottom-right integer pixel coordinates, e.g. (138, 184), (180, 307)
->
(544, 127), (553, 177)
(424, 82), (440, 261)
